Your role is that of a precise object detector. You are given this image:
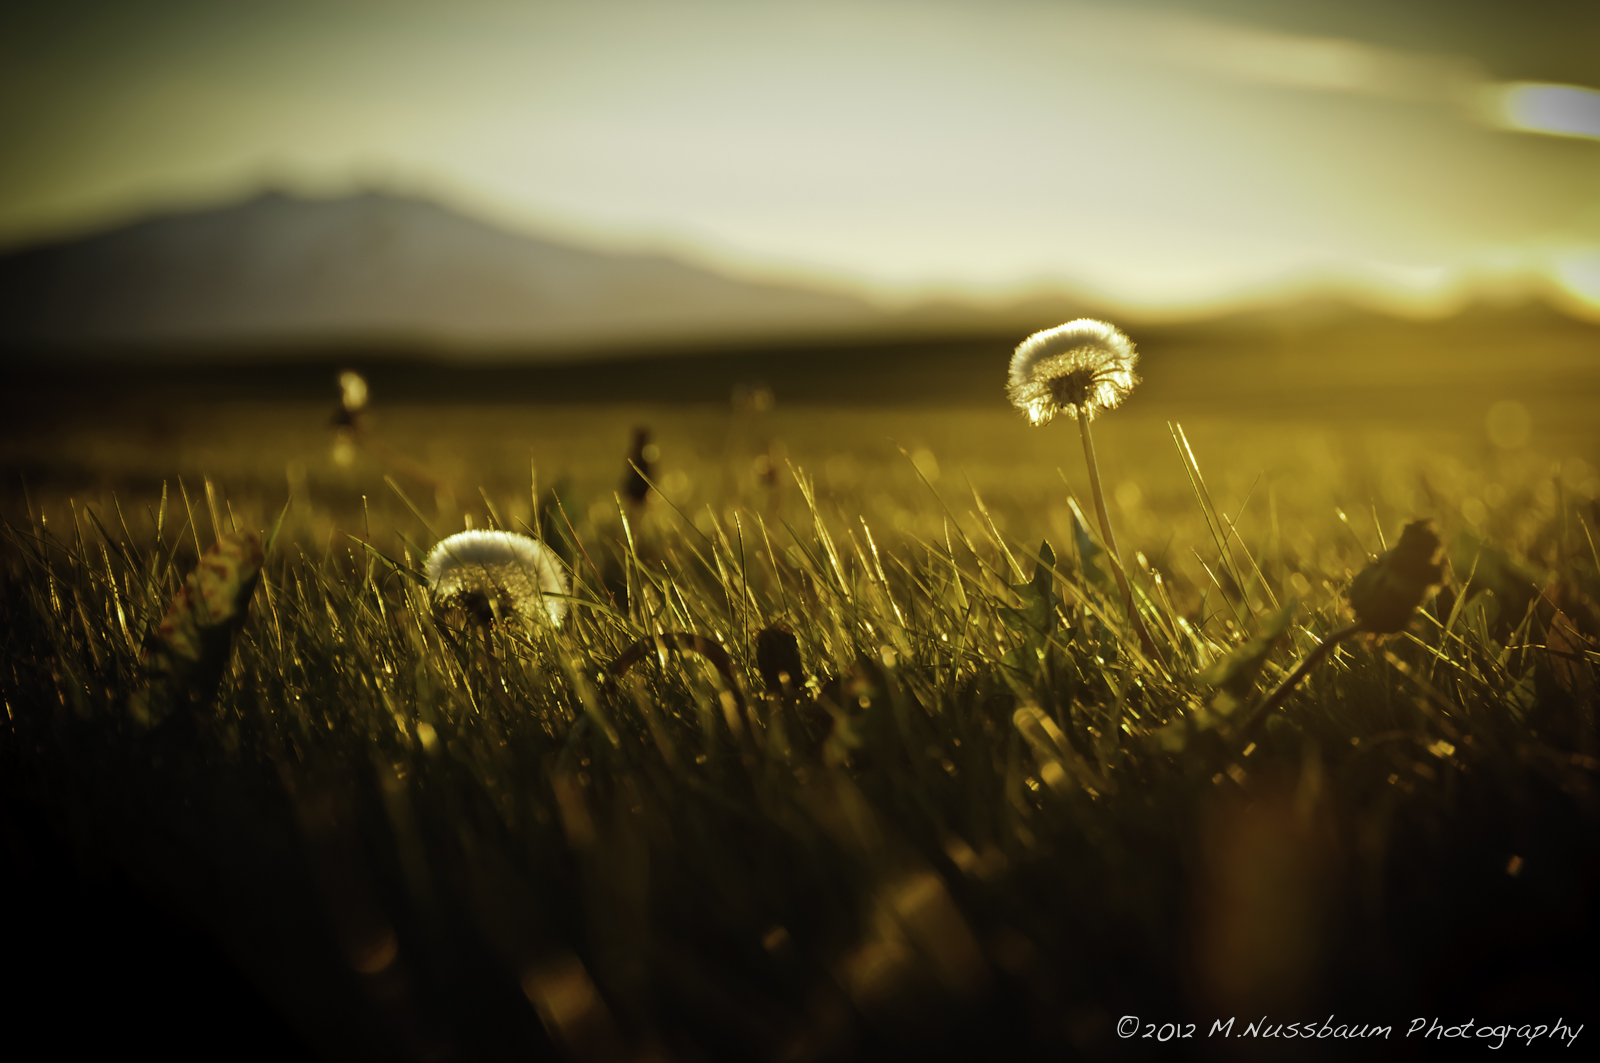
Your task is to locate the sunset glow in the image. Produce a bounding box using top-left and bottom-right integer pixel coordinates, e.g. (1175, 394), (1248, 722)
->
(2, 1), (1597, 318)
(1487, 82), (1600, 141)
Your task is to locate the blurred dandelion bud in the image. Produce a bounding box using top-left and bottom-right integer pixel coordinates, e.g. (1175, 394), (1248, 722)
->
(425, 530), (568, 627)
(1007, 319), (1139, 425)
(623, 427), (655, 505)
(332, 370), (369, 430)
(330, 371), (368, 467)
(339, 371), (369, 414)
(755, 623), (805, 695)
(1347, 520), (1445, 634)
(732, 383), (776, 414)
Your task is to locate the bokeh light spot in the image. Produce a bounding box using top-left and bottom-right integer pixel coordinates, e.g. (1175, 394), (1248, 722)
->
(1485, 400), (1531, 450)
(1478, 398), (1529, 448)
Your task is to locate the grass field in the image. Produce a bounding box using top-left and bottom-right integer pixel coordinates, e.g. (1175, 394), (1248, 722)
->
(3, 313), (1598, 1059)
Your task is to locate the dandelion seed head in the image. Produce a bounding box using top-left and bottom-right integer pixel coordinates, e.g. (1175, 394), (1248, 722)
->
(1008, 319), (1139, 425)
(425, 530), (568, 627)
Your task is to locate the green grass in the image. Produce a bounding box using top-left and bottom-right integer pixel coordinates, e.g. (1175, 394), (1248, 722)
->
(3, 386), (1598, 1060)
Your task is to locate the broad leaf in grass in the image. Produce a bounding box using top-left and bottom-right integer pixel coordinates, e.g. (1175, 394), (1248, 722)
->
(131, 531), (264, 727)
(1450, 529), (1538, 642)
(1506, 667), (1539, 719)
(1465, 591), (1502, 655)
(1066, 498), (1115, 596)
(1158, 602), (1297, 753)
(1000, 541), (1061, 674)
(1001, 540), (1060, 638)
(1197, 600), (1298, 716)
(1544, 607), (1596, 699)
(815, 655), (886, 767)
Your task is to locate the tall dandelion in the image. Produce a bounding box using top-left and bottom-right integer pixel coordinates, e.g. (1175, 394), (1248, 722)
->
(1009, 319), (1152, 652)
(426, 529), (569, 628)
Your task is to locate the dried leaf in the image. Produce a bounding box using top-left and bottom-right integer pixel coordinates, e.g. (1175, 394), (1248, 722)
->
(131, 531), (263, 726)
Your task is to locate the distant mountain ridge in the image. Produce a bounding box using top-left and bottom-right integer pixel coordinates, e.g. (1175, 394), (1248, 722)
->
(0, 191), (886, 354)
(4, 190), (1592, 361)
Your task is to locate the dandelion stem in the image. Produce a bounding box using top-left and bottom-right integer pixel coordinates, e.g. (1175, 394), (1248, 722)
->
(1077, 407), (1156, 658)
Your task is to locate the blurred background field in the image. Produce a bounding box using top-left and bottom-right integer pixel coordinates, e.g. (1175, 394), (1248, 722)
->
(6, 305), (1596, 599)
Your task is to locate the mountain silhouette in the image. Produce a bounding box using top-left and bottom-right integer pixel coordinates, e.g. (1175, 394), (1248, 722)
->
(0, 190), (882, 354)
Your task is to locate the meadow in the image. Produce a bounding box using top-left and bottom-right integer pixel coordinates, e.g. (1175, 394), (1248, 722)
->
(2, 310), (1598, 1060)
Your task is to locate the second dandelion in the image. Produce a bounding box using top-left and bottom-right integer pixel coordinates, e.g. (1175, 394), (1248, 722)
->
(1008, 319), (1152, 653)
(426, 529), (569, 628)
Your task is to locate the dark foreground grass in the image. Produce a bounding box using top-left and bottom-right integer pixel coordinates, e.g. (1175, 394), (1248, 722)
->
(2, 429), (1598, 1061)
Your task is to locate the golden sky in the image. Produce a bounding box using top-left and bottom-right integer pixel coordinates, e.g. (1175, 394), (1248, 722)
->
(3, 0), (1598, 316)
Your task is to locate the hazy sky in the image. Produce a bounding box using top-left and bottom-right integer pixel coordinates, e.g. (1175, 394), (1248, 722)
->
(3, 0), (1598, 314)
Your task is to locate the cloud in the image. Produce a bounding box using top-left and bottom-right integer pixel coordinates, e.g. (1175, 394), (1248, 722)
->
(1119, 11), (1600, 143)
(1129, 14), (1481, 104)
